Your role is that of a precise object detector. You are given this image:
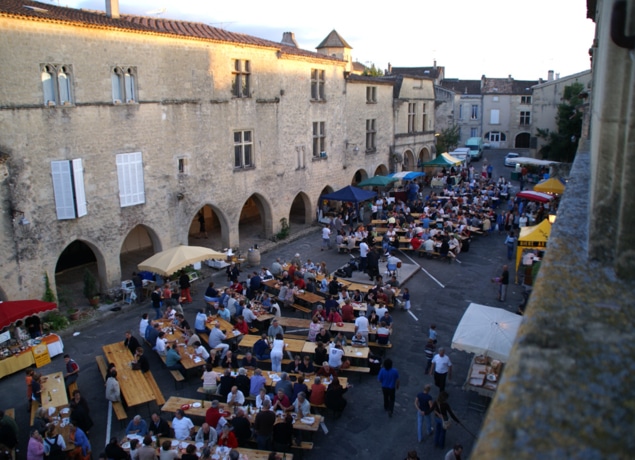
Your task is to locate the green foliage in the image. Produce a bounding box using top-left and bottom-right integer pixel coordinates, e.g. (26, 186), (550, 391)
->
(42, 272), (56, 303)
(43, 311), (69, 331)
(536, 82), (584, 162)
(276, 217), (290, 240)
(435, 125), (461, 156)
(362, 63), (384, 77)
(83, 269), (98, 300)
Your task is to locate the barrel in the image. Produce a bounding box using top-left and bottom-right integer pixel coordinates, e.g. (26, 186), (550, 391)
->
(247, 248), (260, 267)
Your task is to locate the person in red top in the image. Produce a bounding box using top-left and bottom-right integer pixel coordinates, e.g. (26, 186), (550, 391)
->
(327, 308), (342, 324)
(271, 389), (291, 411)
(341, 300), (355, 323)
(287, 264), (296, 281)
(205, 400), (222, 429)
(217, 424), (238, 448)
(294, 276), (306, 290)
(234, 316), (249, 335)
(309, 377), (327, 406)
(230, 281), (243, 293)
(410, 233), (423, 251)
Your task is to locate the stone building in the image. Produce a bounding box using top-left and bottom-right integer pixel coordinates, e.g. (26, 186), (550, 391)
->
(0, 0), (416, 300)
(437, 78), (483, 146)
(529, 69), (592, 156)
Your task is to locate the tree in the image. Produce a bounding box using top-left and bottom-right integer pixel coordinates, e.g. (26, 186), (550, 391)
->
(536, 82), (584, 162)
(362, 63), (384, 77)
(435, 125), (460, 156)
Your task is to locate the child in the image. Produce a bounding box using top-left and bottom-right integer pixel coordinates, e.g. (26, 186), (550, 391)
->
(401, 287), (411, 312)
(429, 324), (437, 344)
(25, 368), (34, 411)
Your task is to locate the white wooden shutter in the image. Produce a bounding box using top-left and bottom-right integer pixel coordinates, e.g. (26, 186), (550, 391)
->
(490, 109), (500, 124)
(116, 152), (145, 207)
(51, 160), (76, 219)
(72, 158), (87, 217)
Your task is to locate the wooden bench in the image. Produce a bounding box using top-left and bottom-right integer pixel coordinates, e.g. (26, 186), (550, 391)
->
(343, 366), (371, 373)
(144, 372), (166, 406)
(95, 356), (128, 422)
(157, 353), (186, 388)
(281, 334), (307, 341)
(291, 303), (312, 317)
(369, 342), (393, 349)
(293, 441), (314, 450)
(67, 381), (79, 399)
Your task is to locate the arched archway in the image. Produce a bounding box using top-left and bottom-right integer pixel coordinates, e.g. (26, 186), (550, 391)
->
(317, 185), (334, 222)
(418, 147), (432, 166)
(374, 164), (389, 176)
(289, 192), (311, 226)
(238, 194), (273, 247)
(515, 132), (530, 148)
(351, 169), (368, 186)
(55, 240), (106, 307)
(187, 204), (230, 250)
(119, 224), (162, 288)
(403, 150), (415, 171)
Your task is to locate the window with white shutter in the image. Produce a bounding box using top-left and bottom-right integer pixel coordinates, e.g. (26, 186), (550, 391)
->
(51, 159), (87, 220)
(116, 152), (145, 207)
(490, 109), (500, 124)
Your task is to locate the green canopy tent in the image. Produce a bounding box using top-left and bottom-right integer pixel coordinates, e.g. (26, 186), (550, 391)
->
(421, 152), (463, 167)
(356, 175), (399, 187)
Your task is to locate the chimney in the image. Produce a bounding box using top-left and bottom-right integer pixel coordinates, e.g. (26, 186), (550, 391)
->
(548, 70), (554, 81)
(508, 74), (512, 81)
(106, 0), (119, 18)
(387, 62), (392, 74)
(281, 32), (298, 48)
(433, 59), (437, 70)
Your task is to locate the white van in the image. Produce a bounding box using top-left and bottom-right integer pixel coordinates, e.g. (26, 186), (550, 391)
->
(466, 137), (484, 160)
(449, 148), (471, 166)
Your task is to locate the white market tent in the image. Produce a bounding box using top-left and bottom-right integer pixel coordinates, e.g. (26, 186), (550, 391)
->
(451, 303), (523, 362)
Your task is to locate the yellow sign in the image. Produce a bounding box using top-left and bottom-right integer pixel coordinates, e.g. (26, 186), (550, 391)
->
(32, 344), (51, 368)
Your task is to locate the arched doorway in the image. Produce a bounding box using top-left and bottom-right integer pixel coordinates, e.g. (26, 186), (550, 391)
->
(515, 132), (530, 148)
(351, 169), (368, 186)
(289, 192), (311, 226)
(418, 147), (431, 166)
(403, 150), (415, 171)
(238, 194), (273, 249)
(120, 224), (161, 290)
(187, 204), (228, 249)
(317, 185), (334, 222)
(55, 240), (105, 308)
(374, 164), (389, 176)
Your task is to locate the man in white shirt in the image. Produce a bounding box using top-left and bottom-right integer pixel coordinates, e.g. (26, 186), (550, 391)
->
(172, 409), (194, 440)
(227, 386), (245, 407)
(242, 304), (257, 326)
(194, 310), (207, 334)
(328, 344), (345, 369)
(154, 332), (167, 356)
(429, 347), (452, 392)
(139, 314), (149, 338)
(194, 341), (210, 362)
(424, 238), (435, 255)
(354, 312), (370, 340)
(208, 323), (230, 359)
(321, 225), (332, 251)
(359, 240), (369, 273)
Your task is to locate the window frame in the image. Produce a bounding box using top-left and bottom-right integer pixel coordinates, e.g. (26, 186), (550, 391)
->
(51, 158), (87, 220)
(111, 66), (137, 104)
(521, 96), (532, 104)
(232, 59), (251, 98)
(311, 69), (325, 101)
(422, 103), (427, 131)
(407, 103), (416, 133)
(471, 104), (479, 120)
(312, 122), (326, 158)
(366, 86), (377, 103)
(40, 63), (74, 106)
(366, 119), (377, 152)
(233, 130), (254, 169)
(520, 111), (531, 125)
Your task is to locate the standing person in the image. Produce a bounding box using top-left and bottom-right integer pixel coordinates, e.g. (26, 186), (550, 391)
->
(105, 370), (121, 402)
(430, 348), (452, 392)
(321, 224), (332, 251)
(64, 354), (80, 386)
(25, 368), (35, 410)
(27, 429), (45, 460)
(270, 333), (285, 373)
(432, 392), (461, 449)
(504, 230), (516, 261)
(415, 384), (434, 442)
(179, 271), (192, 304)
(498, 264), (510, 302)
(401, 287), (411, 312)
(359, 239), (369, 273)
(367, 247), (380, 281)
(69, 390), (94, 435)
(254, 399), (276, 450)
(43, 425), (66, 460)
(377, 358), (400, 417)
(151, 285), (163, 320)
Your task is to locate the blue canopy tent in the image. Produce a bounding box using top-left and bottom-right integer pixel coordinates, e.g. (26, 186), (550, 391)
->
(319, 185), (377, 223)
(389, 171), (425, 181)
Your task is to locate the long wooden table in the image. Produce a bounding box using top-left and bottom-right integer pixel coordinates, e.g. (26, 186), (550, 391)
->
(162, 396), (321, 432)
(237, 335), (306, 354)
(155, 320), (206, 371)
(40, 371), (68, 410)
(203, 316), (242, 343)
(103, 342), (159, 407)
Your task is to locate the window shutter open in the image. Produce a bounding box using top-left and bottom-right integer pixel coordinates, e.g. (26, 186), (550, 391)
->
(51, 160), (76, 219)
(72, 158), (87, 217)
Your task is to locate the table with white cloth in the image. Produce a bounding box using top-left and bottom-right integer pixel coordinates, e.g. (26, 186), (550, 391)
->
(0, 334), (64, 378)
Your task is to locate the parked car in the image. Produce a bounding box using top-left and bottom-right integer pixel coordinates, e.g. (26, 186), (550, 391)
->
(504, 152), (520, 167)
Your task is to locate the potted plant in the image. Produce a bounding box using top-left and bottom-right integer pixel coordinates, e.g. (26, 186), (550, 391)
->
(68, 308), (80, 321)
(83, 270), (99, 305)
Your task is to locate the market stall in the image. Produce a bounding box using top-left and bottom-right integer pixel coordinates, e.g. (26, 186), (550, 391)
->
(451, 303), (522, 397)
(0, 334), (64, 378)
(515, 219), (551, 283)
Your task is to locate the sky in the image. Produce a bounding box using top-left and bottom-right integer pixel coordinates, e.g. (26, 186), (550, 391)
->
(52, 0), (596, 81)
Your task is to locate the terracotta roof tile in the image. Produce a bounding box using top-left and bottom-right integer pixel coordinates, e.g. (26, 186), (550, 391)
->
(0, 0), (341, 63)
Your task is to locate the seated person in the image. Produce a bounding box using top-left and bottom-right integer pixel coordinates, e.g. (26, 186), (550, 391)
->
(381, 311), (394, 327)
(316, 362), (338, 380)
(315, 328), (331, 344)
(220, 350), (239, 369)
(309, 377), (327, 406)
(285, 355), (302, 374)
(291, 376), (309, 404)
(292, 392), (311, 417)
(253, 334), (271, 361)
(313, 342), (328, 366)
(255, 387), (271, 410)
(249, 368), (267, 397)
(234, 316), (249, 335)
(271, 389), (291, 412)
(165, 345), (185, 374)
(218, 369), (235, 398)
(125, 415), (148, 436)
(351, 332), (367, 347)
(241, 352), (259, 370)
(376, 321), (391, 345)
(298, 355), (315, 374)
(235, 368), (251, 396)
(333, 332), (347, 348)
(327, 308), (343, 324)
